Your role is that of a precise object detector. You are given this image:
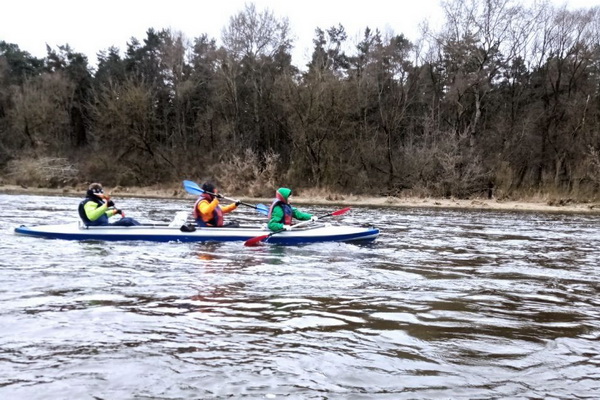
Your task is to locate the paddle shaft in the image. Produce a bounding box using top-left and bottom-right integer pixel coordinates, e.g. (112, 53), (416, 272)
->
(205, 191), (258, 210)
(182, 180), (267, 214)
(285, 207), (350, 230)
(209, 193), (268, 214)
(244, 207), (351, 246)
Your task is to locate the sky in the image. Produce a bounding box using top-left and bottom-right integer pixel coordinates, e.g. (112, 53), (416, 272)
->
(1, 0), (598, 69)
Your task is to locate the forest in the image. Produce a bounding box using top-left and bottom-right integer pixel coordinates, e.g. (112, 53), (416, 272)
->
(1, 0), (600, 200)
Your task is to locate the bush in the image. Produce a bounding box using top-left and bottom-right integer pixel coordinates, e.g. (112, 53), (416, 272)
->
(5, 157), (79, 188)
(217, 149), (280, 196)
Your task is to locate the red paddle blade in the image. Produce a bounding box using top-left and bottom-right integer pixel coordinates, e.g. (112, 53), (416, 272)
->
(331, 207), (351, 216)
(244, 234), (269, 247)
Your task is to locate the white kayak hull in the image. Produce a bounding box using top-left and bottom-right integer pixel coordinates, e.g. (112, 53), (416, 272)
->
(14, 222), (379, 245)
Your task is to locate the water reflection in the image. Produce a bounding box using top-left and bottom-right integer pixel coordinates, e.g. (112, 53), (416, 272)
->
(193, 242), (222, 263)
(0, 194), (599, 399)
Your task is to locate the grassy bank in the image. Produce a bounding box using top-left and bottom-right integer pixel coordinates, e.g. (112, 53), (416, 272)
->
(2, 183), (600, 215)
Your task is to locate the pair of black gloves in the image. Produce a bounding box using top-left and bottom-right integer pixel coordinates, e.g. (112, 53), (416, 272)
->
(106, 200), (123, 215)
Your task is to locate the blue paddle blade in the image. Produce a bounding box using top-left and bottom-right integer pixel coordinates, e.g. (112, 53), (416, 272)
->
(255, 203), (269, 215)
(183, 180), (203, 195)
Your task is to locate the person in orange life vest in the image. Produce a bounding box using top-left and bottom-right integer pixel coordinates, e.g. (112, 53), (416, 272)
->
(78, 183), (140, 227)
(193, 182), (240, 227)
(267, 187), (316, 231)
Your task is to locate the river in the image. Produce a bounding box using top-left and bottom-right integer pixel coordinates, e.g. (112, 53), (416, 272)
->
(0, 193), (599, 399)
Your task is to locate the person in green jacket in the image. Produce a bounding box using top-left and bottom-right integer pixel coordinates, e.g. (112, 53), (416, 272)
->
(267, 187), (316, 231)
(78, 183), (140, 226)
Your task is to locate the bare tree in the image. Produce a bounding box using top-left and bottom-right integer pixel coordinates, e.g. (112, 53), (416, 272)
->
(7, 73), (73, 153)
(218, 2), (293, 152)
(221, 3), (291, 61)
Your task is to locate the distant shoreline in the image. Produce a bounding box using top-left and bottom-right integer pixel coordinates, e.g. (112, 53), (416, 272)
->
(1, 184), (599, 215)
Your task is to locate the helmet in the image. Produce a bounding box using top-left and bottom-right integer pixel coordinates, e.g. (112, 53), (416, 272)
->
(201, 182), (215, 194)
(276, 187), (292, 202)
(87, 183), (104, 197)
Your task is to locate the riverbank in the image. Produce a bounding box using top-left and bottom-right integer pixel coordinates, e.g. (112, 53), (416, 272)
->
(1, 184), (600, 214)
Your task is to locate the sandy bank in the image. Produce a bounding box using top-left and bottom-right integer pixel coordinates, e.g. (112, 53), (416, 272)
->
(1, 184), (599, 215)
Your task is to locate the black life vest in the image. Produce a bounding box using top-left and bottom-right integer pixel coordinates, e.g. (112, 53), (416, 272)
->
(78, 196), (107, 226)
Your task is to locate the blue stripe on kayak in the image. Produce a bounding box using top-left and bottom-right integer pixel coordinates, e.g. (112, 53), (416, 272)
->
(14, 226), (380, 245)
(265, 228), (380, 245)
(14, 226), (251, 243)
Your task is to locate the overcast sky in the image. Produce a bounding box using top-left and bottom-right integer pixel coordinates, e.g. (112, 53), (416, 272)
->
(1, 0), (597, 68)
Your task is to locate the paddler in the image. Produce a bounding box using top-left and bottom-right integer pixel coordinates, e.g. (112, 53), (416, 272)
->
(193, 182), (240, 227)
(267, 187), (316, 231)
(78, 183), (140, 226)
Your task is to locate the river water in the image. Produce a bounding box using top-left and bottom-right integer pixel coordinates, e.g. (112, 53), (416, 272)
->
(0, 193), (599, 399)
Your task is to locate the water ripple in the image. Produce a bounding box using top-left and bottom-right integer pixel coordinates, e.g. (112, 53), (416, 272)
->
(1, 194), (599, 398)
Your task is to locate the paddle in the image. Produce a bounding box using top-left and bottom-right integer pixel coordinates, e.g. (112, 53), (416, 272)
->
(182, 180), (269, 215)
(101, 195), (127, 219)
(244, 207), (351, 247)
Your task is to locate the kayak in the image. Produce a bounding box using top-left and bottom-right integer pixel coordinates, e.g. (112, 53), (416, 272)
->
(14, 222), (379, 245)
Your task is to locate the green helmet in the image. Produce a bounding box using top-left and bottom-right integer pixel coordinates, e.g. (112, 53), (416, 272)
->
(276, 187), (292, 202)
